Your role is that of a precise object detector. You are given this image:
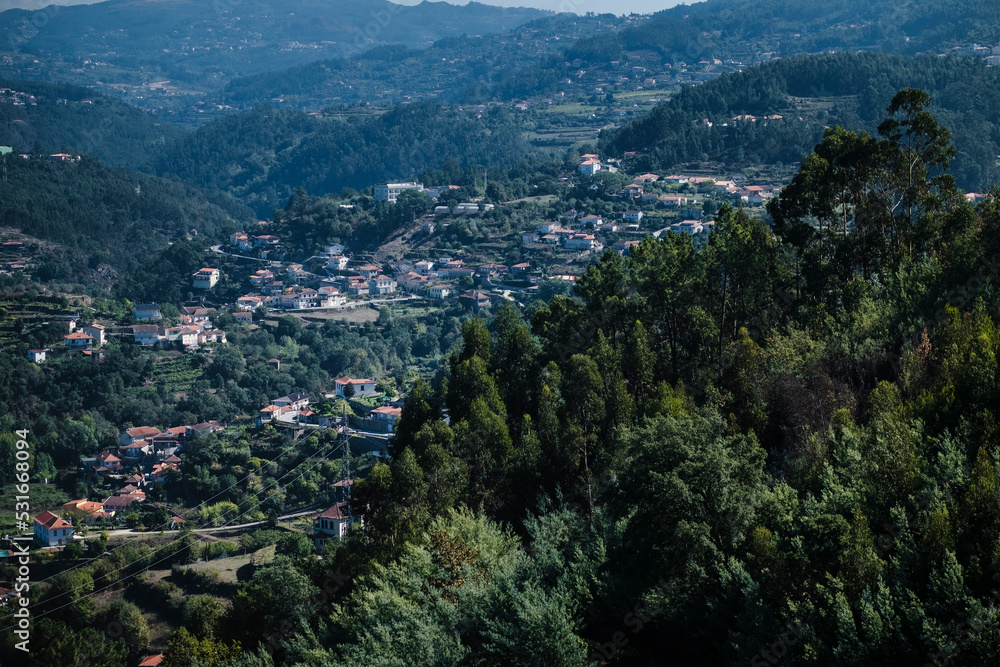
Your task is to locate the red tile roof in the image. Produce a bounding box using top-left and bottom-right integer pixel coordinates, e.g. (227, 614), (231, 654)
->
(34, 511), (72, 530)
(315, 502), (351, 520)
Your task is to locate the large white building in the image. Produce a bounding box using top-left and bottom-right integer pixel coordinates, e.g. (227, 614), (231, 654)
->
(192, 268), (220, 289)
(374, 182), (424, 203)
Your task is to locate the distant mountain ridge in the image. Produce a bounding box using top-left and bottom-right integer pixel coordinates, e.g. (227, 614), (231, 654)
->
(0, 0), (549, 119)
(567, 0), (1000, 66)
(0, 0), (549, 68)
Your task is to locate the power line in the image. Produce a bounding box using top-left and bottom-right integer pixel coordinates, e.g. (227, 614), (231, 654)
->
(32, 429), (314, 587)
(10, 432), (356, 627)
(6, 434), (350, 631)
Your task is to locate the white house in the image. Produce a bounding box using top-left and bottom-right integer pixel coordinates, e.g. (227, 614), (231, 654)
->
(374, 182), (424, 203)
(273, 393), (310, 410)
(368, 405), (402, 433)
(236, 295), (263, 311)
(164, 326), (201, 348)
(250, 270), (274, 285)
(192, 268), (220, 290)
(310, 502), (359, 551)
(579, 159), (601, 175)
(334, 377), (377, 397)
(672, 220), (705, 235)
(133, 303), (162, 322)
(27, 349), (48, 363)
(82, 323), (106, 348)
(372, 275), (397, 295)
(427, 284), (451, 300)
(33, 511), (74, 548)
(64, 332), (93, 350)
(564, 234), (602, 251)
(133, 325), (161, 346)
(522, 232), (541, 244)
(119, 426), (160, 446)
(327, 255), (349, 271)
(324, 243), (346, 256)
(623, 210), (644, 222)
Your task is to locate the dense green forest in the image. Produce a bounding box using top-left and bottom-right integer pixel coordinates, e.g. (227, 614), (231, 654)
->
(568, 0), (1000, 66)
(218, 13), (617, 110)
(0, 156), (252, 279)
(156, 102), (532, 216)
(4, 91), (1000, 665)
(602, 52), (1000, 192)
(0, 79), (180, 170)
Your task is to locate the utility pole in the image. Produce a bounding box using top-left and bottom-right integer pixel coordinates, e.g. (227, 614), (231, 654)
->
(341, 402), (351, 501)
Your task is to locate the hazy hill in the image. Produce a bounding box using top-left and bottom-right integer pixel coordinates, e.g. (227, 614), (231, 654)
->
(219, 13), (630, 110)
(0, 0), (548, 113)
(156, 101), (531, 216)
(0, 153), (252, 279)
(601, 52), (1000, 192)
(0, 79), (180, 170)
(568, 0), (1000, 66)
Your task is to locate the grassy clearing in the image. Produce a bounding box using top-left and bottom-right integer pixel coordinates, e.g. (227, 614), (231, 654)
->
(0, 483), (70, 532)
(180, 544), (276, 584)
(297, 307), (380, 324)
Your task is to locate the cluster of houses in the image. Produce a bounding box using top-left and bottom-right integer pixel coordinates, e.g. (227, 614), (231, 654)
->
(522, 218), (605, 252)
(373, 182), (495, 216)
(0, 239), (30, 275)
(232, 241), (401, 312)
(256, 382), (405, 435)
(620, 173), (782, 208)
(32, 421), (224, 546)
(228, 231), (282, 254)
(132, 306), (226, 349)
(578, 153), (622, 175)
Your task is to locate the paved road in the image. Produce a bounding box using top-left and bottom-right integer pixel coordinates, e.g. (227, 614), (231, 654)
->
(79, 507), (322, 540)
(209, 245), (275, 263)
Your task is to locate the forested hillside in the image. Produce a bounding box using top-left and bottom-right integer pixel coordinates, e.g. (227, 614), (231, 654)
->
(324, 92), (1000, 665)
(5, 92), (997, 666)
(568, 0), (1000, 65)
(219, 14), (625, 109)
(0, 0), (547, 107)
(156, 102), (532, 216)
(0, 79), (180, 170)
(0, 155), (252, 279)
(602, 52), (1000, 192)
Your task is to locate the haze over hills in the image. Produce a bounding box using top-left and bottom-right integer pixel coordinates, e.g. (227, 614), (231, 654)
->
(200, 0), (1000, 117)
(568, 0), (1000, 66)
(0, 0), (549, 121)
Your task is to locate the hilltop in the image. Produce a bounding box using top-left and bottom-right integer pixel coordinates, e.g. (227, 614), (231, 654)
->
(600, 52), (1000, 192)
(155, 102), (531, 216)
(0, 79), (180, 169)
(568, 0), (1000, 66)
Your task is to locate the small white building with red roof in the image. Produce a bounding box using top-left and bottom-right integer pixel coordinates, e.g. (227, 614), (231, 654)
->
(34, 511), (74, 547)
